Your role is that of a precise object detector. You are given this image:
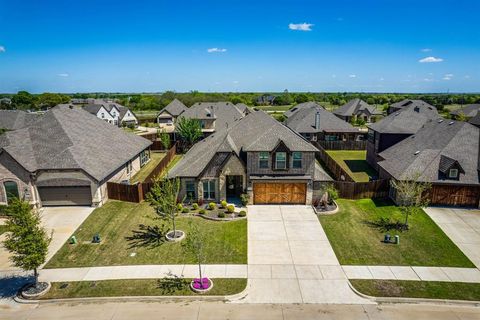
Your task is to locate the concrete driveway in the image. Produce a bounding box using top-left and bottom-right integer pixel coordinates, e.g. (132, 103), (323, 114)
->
(425, 207), (480, 268)
(243, 205), (371, 304)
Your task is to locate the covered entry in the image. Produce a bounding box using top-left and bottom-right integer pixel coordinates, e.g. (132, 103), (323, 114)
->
(38, 186), (92, 206)
(253, 182), (306, 204)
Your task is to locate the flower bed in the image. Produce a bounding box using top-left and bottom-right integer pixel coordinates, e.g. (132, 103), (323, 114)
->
(313, 200), (338, 215)
(177, 202), (247, 221)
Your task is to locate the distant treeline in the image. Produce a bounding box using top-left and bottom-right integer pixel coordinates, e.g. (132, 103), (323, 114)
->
(1, 90), (480, 111)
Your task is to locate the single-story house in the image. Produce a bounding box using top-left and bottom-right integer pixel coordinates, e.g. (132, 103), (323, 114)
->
(156, 99), (188, 132)
(367, 103), (440, 170)
(82, 99), (138, 127)
(0, 110), (39, 131)
(387, 99), (435, 115)
(0, 104), (152, 208)
(283, 101), (319, 118)
(333, 98), (383, 123)
(377, 119), (480, 207)
(450, 104), (480, 120)
(168, 110), (332, 205)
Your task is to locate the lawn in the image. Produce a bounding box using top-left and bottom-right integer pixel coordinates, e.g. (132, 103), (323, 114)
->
(130, 152), (166, 183)
(319, 199), (474, 267)
(41, 278), (247, 299)
(45, 200), (247, 268)
(326, 150), (377, 182)
(351, 279), (480, 301)
(160, 155), (182, 178)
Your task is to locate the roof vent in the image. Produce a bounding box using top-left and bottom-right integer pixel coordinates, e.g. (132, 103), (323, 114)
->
(395, 112), (400, 116)
(414, 150), (420, 155)
(438, 119), (443, 123)
(449, 121), (454, 125)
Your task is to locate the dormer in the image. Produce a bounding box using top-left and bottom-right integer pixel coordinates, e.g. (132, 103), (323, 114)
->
(439, 155), (465, 180)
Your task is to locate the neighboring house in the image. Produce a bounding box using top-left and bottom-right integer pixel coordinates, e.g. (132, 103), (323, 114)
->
(0, 110), (39, 131)
(333, 98), (383, 123)
(377, 119), (480, 207)
(366, 103), (440, 170)
(468, 112), (480, 128)
(387, 99), (435, 115)
(168, 110), (332, 205)
(156, 99), (188, 132)
(283, 101), (319, 118)
(0, 104), (152, 208)
(0, 98), (12, 107)
(82, 99), (138, 127)
(285, 104), (361, 142)
(450, 104), (480, 120)
(255, 95), (276, 105)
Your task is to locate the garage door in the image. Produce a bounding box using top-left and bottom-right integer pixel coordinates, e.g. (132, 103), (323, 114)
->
(253, 183), (306, 204)
(38, 186), (92, 206)
(430, 185), (480, 207)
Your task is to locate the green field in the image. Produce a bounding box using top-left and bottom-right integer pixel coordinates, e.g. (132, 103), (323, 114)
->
(326, 150), (376, 182)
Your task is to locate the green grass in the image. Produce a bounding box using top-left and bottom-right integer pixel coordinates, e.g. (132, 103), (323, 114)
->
(0, 225), (7, 235)
(41, 278), (247, 299)
(45, 201), (247, 268)
(160, 155), (183, 178)
(326, 150), (377, 182)
(351, 279), (480, 301)
(130, 152), (166, 183)
(319, 199), (474, 267)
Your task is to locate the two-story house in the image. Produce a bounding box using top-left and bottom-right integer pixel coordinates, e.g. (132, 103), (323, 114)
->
(81, 99), (138, 127)
(168, 110), (332, 205)
(156, 99), (188, 132)
(333, 98), (383, 123)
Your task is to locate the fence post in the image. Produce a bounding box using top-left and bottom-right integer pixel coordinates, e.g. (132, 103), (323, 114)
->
(137, 182), (144, 202)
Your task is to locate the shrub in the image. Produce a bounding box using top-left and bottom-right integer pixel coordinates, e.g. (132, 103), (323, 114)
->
(238, 210), (247, 217)
(0, 205), (7, 216)
(226, 205), (235, 213)
(325, 184), (339, 204)
(240, 193), (250, 206)
(220, 200), (228, 208)
(217, 212), (225, 218)
(177, 203), (183, 212)
(182, 207), (190, 213)
(199, 209), (206, 215)
(208, 202), (216, 210)
(192, 203), (199, 210)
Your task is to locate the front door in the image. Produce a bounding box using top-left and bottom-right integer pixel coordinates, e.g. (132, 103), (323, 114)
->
(226, 176), (243, 197)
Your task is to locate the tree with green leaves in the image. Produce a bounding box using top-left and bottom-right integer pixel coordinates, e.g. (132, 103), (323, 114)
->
(175, 117), (202, 150)
(456, 111), (467, 122)
(11, 91), (37, 110)
(146, 177), (184, 240)
(3, 198), (51, 286)
(158, 128), (171, 150)
(182, 220), (208, 289)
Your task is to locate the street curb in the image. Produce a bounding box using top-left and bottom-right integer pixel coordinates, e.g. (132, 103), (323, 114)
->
(347, 280), (480, 307)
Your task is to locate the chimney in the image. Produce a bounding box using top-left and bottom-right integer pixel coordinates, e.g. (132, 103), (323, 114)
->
(315, 111), (321, 130)
(210, 106), (215, 118)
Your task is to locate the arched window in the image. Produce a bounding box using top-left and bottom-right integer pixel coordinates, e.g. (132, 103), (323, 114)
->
(4, 181), (19, 204)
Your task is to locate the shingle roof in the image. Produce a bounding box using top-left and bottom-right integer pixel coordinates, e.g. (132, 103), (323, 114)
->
(0, 110), (39, 131)
(285, 104), (359, 134)
(283, 101), (319, 118)
(333, 98), (382, 117)
(368, 103), (440, 134)
(378, 119), (479, 185)
(390, 99), (435, 111)
(163, 99), (188, 117)
(180, 102), (245, 131)
(0, 104), (151, 182)
(450, 104), (480, 118)
(169, 110), (318, 178)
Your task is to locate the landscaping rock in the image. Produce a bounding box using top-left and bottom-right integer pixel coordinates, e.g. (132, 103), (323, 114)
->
(21, 282), (51, 300)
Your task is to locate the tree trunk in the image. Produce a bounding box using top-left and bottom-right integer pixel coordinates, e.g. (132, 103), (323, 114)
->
(404, 210), (410, 229)
(172, 213), (176, 237)
(33, 268), (38, 285)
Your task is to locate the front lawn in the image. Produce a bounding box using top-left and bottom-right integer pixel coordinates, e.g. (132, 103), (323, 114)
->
(351, 279), (480, 301)
(42, 278), (246, 299)
(45, 201), (247, 268)
(326, 150), (376, 182)
(130, 152), (166, 183)
(319, 199), (474, 267)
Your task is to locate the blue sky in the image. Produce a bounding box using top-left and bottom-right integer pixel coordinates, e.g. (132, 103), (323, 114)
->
(0, 0), (479, 93)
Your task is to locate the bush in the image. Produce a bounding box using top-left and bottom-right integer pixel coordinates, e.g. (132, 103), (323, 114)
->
(240, 193), (250, 206)
(0, 205), (7, 216)
(325, 184), (339, 204)
(220, 200), (228, 208)
(208, 202), (216, 210)
(199, 209), (206, 215)
(226, 205), (235, 213)
(192, 203), (199, 210)
(182, 207), (190, 213)
(238, 210), (247, 217)
(177, 203), (183, 212)
(217, 212), (225, 218)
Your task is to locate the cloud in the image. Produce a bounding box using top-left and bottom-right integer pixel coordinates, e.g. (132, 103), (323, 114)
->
(442, 74), (453, 80)
(0, 46), (5, 53)
(57, 73), (69, 77)
(419, 56), (443, 63)
(288, 23), (313, 31)
(349, 74), (357, 78)
(421, 48), (432, 52)
(379, 77), (385, 81)
(207, 48), (227, 53)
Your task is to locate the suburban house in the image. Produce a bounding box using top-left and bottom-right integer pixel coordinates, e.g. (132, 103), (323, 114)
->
(0, 110), (39, 131)
(168, 110), (332, 205)
(333, 98), (383, 123)
(468, 112), (480, 128)
(0, 104), (152, 208)
(283, 101), (319, 118)
(156, 99), (188, 132)
(387, 99), (435, 115)
(450, 104), (480, 120)
(377, 119), (480, 207)
(81, 99), (138, 127)
(285, 104), (361, 143)
(255, 95), (276, 105)
(366, 103), (440, 169)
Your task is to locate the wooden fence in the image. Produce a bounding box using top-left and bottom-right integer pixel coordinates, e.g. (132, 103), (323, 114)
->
(333, 180), (390, 199)
(316, 140), (366, 150)
(315, 146), (355, 182)
(144, 143), (177, 182)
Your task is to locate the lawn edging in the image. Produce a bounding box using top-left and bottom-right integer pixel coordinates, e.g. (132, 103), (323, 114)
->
(313, 200), (339, 215)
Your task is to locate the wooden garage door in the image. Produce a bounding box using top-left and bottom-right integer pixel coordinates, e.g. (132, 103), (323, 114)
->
(253, 183), (306, 204)
(38, 186), (92, 206)
(430, 185), (480, 207)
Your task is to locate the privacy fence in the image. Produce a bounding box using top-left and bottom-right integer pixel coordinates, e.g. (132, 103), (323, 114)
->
(316, 140), (366, 151)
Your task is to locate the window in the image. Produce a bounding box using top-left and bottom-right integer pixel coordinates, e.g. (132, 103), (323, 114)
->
(186, 181), (196, 199)
(259, 152), (269, 168)
(140, 150), (150, 167)
(275, 152), (287, 170)
(292, 152), (302, 168)
(200, 120), (206, 128)
(4, 181), (19, 204)
(203, 180), (216, 199)
(449, 168), (459, 179)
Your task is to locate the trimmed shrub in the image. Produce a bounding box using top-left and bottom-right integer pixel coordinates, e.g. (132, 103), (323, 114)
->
(238, 210), (247, 217)
(217, 212), (225, 218)
(192, 203), (199, 210)
(240, 193), (250, 206)
(199, 209), (206, 215)
(208, 202), (216, 210)
(226, 205), (235, 213)
(220, 200), (228, 208)
(182, 207), (190, 213)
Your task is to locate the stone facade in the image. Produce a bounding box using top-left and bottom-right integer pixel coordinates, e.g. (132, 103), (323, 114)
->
(219, 155), (246, 200)
(0, 152), (34, 205)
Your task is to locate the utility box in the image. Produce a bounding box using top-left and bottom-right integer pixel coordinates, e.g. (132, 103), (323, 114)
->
(70, 236), (77, 245)
(384, 234), (391, 243)
(395, 235), (400, 245)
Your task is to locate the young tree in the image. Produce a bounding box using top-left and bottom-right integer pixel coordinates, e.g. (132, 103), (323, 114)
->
(158, 128), (171, 150)
(175, 117), (202, 149)
(146, 177), (183, 240)
(183, 220), (208, 288)
(456, 111), (467, 122)
(3, 198), (51, 286)
(391, 174), (431, 230)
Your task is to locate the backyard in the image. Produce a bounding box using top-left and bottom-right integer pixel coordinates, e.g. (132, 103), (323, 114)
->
(319, 198), (474, 267)
(130, 151), (166, 183)
(46, 200), (247, 268)
(326, 150), (377, 182)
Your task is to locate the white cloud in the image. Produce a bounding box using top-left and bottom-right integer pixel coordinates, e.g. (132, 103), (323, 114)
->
(57, 73), (69, 77)
(423, 78), (434, 82)
(419, 56), (443, 63)
(0, 46), (5, 53)
(349, 74), (357, 78)
(442, 74), (453, 80)
(207, 48), (227, 53)
(288, 23), (313, 31)
(465, 75), (471, 79)
(421, 48), (432, 52)
(331, 74), (337, 78)
(379, 77), (385, 81)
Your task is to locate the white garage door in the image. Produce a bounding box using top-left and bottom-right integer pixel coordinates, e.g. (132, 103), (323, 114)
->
(38, 186), (92, 206)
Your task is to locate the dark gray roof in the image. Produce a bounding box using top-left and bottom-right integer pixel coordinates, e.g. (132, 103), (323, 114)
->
(390, 99), (435, 111)
(0, 110), (39, 130)
(179, 102), (245, 131)
(283, 101), (319, 118)
(368, 103), (439, 134)
(163, 99), (188, 117)
(285, 104), (359, 134)
(0, 104), (151, 182)
(83, 104), (104, 115)
(169, 110), (318, 178)
(469, 112), (480, 127)
(450, 104), (480, 118)
(378, 119), (479, 185)
(333, 98), (382, 117)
